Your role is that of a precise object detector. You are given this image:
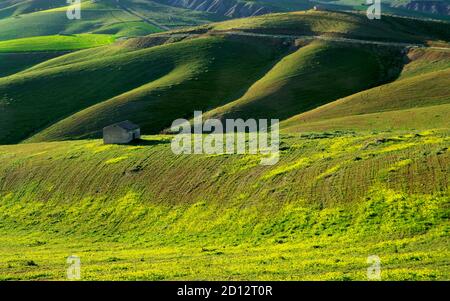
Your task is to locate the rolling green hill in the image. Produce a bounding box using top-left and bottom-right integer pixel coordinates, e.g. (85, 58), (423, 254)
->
(280, 48), (450, 132)
(0, 52), (70, 77)
(0, 0), (227, 41)
(0, 12), (446, 143)
(202, 41), (403, 122)
(0, 0), (163, 41)
(1, 0), (448, 43)
(205, 10), (450, 43)
(282, 104), (450, 133)
(0, 10), (448, 145)
(0, 0), (68, 19)
(0, 35), (289, 144)
(29, 40), (405, 142)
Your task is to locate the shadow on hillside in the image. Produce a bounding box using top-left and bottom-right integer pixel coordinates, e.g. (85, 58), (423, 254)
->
(128, 138), (172, 146)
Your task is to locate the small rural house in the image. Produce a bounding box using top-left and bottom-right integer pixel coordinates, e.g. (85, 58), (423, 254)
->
(103, 120), (141, 144)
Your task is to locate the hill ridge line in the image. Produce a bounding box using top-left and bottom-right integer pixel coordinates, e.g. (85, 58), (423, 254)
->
(151, 31), (450, 50)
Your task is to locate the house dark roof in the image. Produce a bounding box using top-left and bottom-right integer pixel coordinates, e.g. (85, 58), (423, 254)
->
(105, 120), (139, 131)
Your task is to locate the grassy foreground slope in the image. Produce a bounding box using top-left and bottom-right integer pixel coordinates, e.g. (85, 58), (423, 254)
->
(0, 130), (448, 280)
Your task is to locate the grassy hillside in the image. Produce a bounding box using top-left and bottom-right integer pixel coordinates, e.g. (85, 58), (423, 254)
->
(281, 104), (450, 133)
(0, 0), (227, 41)
(400, 47), (450, 78)
(113, 0), (226, 28)
(206, 10), (450, 43)
(0, 10), (448, 144)
(0, 52), (70, 78)
(0, 130), (448, 280)
(0, 1), (163, 41)
(203, 41), (403, 122)
(0, 0), (68, 19)
(280, 48), (450, 133)
(31, 40), (405, 142)
(0, 35), (289, 144)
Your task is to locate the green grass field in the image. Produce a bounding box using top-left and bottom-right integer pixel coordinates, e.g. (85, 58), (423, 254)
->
(0, 34), (116, 52)
(0, 130), (448, 280)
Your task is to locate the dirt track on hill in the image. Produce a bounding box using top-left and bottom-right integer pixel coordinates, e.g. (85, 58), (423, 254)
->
(116, 2), (171, 31)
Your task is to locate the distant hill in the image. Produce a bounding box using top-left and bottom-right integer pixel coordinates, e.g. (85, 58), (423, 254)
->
(0, 1), (163, 41)
(0, 0), (226, 41)
(391, 0), (450, 16)
(152, 0), (450, 20)
(152, 0), (273, 18)
(0, 1), (448, 42)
